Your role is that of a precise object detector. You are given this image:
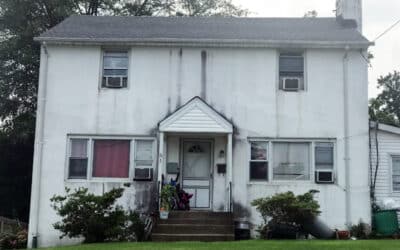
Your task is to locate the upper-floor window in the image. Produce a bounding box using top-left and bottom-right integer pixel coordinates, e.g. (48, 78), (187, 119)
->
(102, 51), (128, 88)
(279, 52), (304, 91)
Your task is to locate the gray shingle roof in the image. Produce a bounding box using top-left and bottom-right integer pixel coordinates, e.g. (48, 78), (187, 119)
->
(36, 15), (372, 48)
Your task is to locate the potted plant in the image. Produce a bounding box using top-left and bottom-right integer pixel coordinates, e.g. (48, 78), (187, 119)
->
(159, 184), (175, 219)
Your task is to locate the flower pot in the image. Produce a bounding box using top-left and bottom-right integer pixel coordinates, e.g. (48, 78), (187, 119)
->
(160, 210), (169, 220)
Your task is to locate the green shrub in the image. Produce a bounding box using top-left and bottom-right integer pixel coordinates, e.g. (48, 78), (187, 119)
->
(50, 187), (145, 243)
(349, 220), (371, 239)
(251, 190), (321, 226)
(0, 228), (27, 249)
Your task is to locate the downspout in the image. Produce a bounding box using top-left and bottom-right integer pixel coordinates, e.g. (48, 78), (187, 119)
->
(28, 42), (49, 248)
(343, 46), (351, 226)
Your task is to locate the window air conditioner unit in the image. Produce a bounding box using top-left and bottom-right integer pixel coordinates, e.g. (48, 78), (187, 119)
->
(315, 170), (334, 184)
(282, 77), (301, 91)
(104, 76), (124, 88)
(134, 168), (153, 181)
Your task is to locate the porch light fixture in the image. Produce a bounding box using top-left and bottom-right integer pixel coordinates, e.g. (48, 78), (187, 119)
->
(219, 150), (225, 158)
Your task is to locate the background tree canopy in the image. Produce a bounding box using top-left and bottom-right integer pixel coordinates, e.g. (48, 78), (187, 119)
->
(0, 0), (247, 221)
(369, 71), (400, 127)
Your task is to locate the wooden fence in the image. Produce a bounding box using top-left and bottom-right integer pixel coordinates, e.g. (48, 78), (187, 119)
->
(0, 216), (27, 234)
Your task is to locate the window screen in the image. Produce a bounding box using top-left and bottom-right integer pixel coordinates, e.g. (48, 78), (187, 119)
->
(392, 156), (400, 192)
(273, 142), (310, 180)
(92, 140), (130, 178)
(249, 141), (268, 181)
(135, 140), (153, 167)
(68, 139), (88, 179)
(315, 142), (334, 170)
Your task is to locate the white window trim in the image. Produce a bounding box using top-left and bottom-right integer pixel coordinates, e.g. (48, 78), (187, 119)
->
(277, 50), (308, 92)
(247, 138), (336, 185)
(248, 139), (269, 182)
(99, 49), (132, 90)
(65, 135), (156, 183)
(389, 154), (400, 193)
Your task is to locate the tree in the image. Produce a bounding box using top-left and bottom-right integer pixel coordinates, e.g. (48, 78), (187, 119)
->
(369, 71), (400, 126)
(304, 10), (317, 18)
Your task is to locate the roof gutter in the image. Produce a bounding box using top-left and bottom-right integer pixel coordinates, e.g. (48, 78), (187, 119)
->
(28, 43), (49, 249)
(34, 37), (374, 50)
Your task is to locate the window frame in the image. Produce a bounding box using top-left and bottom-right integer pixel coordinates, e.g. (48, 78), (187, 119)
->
(272, 141), (312, 181)
(67, 138), (89, 179)
(100, 49), (130, 89)
(248, 138), (336, 184)
(65, 135), (156, 183)
(277, 51), (307, 92)
(248, 140), (269, 182)
(390, 154), (400, 193)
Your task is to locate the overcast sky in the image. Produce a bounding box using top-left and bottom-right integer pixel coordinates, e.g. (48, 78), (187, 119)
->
(232, 0), (400, 98)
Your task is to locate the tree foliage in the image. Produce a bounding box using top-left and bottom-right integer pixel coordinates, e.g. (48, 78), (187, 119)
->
(369, 71), (400, 126)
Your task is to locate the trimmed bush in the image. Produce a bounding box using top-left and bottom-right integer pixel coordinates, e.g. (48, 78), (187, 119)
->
(50, 187), (145, 243)
(251, 190), (321, 238)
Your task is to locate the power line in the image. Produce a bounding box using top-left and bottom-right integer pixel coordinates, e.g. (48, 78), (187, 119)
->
(373, 18), (400, 42)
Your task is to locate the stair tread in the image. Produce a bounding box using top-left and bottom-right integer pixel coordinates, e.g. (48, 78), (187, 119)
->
(153, 211), (234, 242)
(153, 233), (234, 236)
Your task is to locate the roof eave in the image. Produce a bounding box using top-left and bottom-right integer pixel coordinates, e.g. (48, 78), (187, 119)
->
(34, 37), (373, 49)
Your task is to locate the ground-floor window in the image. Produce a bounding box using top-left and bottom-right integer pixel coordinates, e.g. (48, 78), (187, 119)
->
(391, 156), (400, 192)
(67, 136), (155, 181)
(248, 139), (335, 183)
(273, 142), (310, 180)
(249, 141), (268, 181)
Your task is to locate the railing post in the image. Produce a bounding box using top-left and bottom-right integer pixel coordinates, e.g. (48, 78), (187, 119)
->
(158, 132), (164, 211)
(227, 133), (233, 212)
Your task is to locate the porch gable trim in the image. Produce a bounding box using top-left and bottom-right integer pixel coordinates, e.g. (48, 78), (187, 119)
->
(159, 97), (233, 133)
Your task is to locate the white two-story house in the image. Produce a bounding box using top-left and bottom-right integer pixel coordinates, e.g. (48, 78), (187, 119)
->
(28, 0), (373, 247)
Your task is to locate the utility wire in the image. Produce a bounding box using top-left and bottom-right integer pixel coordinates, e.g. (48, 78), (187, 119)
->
(373, 18), (400, 42)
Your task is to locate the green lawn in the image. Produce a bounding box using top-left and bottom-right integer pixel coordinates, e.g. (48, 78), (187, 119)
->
(40, 240), (400, 250)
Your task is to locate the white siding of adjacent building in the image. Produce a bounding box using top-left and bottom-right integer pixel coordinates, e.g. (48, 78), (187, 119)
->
(370, 127), (400, 222)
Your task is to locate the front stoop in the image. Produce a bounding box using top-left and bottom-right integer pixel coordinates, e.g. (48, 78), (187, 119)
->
(152, 211), (234, 242)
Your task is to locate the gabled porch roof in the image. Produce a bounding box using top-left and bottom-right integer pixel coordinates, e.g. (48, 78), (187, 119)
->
(159, 97), (233, 133)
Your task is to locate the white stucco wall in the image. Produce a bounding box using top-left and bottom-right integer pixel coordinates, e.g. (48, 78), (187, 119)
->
(28, 45), (370, 247)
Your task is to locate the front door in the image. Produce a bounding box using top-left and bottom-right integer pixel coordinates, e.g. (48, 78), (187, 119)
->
(182, 140), (212, 209)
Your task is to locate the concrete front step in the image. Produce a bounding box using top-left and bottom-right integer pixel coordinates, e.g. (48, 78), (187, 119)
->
(167, 211), (232, 219)
(152, 211), (234, 242)
(152, 233), (235, 242)
(153, 224), (234, 234)
(158, 217), (233, 225)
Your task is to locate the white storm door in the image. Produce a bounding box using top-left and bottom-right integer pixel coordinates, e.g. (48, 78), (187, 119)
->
(182, 141), (212, 209)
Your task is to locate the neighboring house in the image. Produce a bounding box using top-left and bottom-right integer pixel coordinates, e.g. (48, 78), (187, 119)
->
(28, 0), (373, 247)
(370, 122), (400, 222)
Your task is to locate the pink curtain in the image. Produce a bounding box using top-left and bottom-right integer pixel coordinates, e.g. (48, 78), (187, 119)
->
(93, 140), (130, 178)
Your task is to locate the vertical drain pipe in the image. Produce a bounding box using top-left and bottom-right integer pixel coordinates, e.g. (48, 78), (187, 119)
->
(343, 46), (351, 226)
(28, 43), (49, 248)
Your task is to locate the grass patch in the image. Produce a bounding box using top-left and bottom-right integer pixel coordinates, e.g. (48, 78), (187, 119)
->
(41, 240), (400, 250)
